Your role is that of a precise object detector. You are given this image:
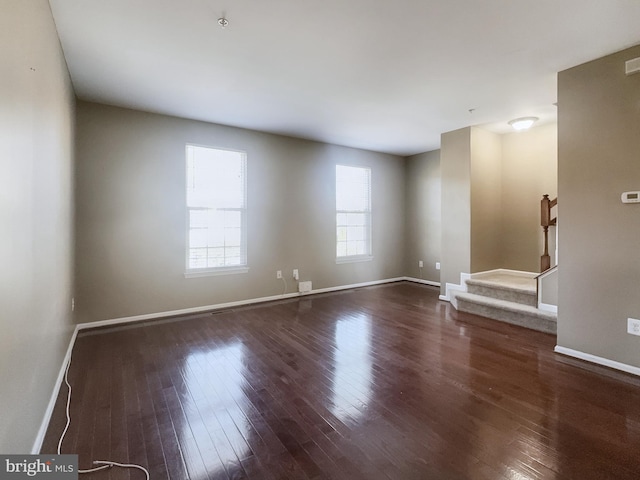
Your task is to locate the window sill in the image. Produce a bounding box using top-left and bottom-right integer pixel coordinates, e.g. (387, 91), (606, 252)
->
(335, 255), (373, 264)
(184, 266), (249, 278)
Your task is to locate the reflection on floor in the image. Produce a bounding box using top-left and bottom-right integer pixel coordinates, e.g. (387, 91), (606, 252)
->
(332, 313), (372, 423)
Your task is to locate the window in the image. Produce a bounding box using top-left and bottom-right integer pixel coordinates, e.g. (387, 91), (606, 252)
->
(336, 165), (372, 262)
(185, 145), (247, 276)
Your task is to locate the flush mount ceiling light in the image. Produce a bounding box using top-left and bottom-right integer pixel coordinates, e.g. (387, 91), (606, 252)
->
(508, 117), (539, 131)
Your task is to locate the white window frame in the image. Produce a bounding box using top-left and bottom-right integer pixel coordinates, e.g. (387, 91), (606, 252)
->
(335, 164), (373, 264)
(184, 144), (248, 278)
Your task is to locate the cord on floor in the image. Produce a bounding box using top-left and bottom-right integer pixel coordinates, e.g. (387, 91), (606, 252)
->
(58, 355), (150, 479)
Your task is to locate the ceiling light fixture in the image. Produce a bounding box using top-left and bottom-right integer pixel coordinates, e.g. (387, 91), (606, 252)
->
(508, 117), (538, 131)
(218, 17), (229, 28)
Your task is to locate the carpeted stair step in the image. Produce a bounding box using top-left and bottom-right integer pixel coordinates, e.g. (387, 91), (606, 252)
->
(455, 291), (557, 334)
(465, 277), (537, 307)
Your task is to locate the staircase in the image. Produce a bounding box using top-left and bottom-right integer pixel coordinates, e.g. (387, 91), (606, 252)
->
(453, 270), (557, 334)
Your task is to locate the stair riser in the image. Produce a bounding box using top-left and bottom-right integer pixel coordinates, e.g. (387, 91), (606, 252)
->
(467, 283), (537, 307)
(457, 298), (557, 334)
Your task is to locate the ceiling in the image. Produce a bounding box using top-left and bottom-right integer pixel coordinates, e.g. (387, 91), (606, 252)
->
(48, 0), (640, 156)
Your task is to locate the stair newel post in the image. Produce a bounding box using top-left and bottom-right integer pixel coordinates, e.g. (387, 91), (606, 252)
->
(540, 194), (557, 272)
(541, 226), (550, 272)
(541, 195), (551, 272)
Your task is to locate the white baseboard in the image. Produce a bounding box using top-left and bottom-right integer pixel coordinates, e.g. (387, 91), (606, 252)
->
(403, 277), (440, 288)
(308, 277), (406, 295)
(554, 345), (640, 377)
(32, 326), (78, 454)
(538, 302), (558, 313)
(76, 277), (411, 331)
(77, 292), (301, 330)
(439, 273), (471, 307)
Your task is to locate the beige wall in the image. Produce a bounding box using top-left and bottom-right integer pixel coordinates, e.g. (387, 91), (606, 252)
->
(557, 44), (640, 367)
(502, 123), (557, 272)
(470, 128), (503, 273)
(75, 102), (406, 323)
(404, 150), (441, 281)
(440, 128), (471, 293)
(0, 0), (75, 453)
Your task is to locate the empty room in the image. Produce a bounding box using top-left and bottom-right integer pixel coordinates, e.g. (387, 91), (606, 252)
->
(3, 0), (640, 479)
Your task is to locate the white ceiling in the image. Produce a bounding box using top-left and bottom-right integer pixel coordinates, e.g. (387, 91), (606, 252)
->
(48, 0), (640, 156)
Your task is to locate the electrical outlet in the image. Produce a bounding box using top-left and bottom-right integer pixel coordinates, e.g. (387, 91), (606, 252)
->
(276, 270), (282, 279)
(293, 269), (299, 280)
(71, 298), (75, 312)
(627, 318), (640, 336)
(418, 260), (423, 268)
(435, 262), (441, 270)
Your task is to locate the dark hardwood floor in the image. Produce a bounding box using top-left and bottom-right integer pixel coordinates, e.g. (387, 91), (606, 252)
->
(42, 282), (640, 479)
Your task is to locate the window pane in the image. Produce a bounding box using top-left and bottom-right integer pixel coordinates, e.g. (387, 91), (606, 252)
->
(347, 213), (365, 226)
(348, 226), (364, 241)
(336, 165), (370, 211)
(209, 256), (225, 268)
(189, 228), (207, 248)
(336, 165), (371, 258)
(225, 228), (241, 246)
(207, 227), (225, 248)
(225, 256), (241, 266)
(189, 248), (207, 269)
(187, 146), (246, 208)
(190, 210), (208, 228)
(186, 145), (247, 271)
(207, 248), (225, 268)
(209, 209), (225, 227)
(225, 210), (242, 228)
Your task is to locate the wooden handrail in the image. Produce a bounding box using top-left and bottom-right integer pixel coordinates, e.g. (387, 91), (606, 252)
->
(534, 264), (558, 281)
(540, 194), (557, 272)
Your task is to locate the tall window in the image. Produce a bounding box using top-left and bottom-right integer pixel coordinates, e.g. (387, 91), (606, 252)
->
(186, 145), (247, 275)
(336, 165), (372, 261)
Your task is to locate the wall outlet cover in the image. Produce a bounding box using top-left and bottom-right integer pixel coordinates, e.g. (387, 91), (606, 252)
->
(628, 318), (640, 336)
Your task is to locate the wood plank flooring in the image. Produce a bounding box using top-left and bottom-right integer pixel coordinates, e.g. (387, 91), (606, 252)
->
(41, 282), (640, 479)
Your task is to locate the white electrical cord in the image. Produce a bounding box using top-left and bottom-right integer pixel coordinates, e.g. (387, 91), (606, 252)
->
(58, 355), (150, 480)
(281, 276), (287, 296)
